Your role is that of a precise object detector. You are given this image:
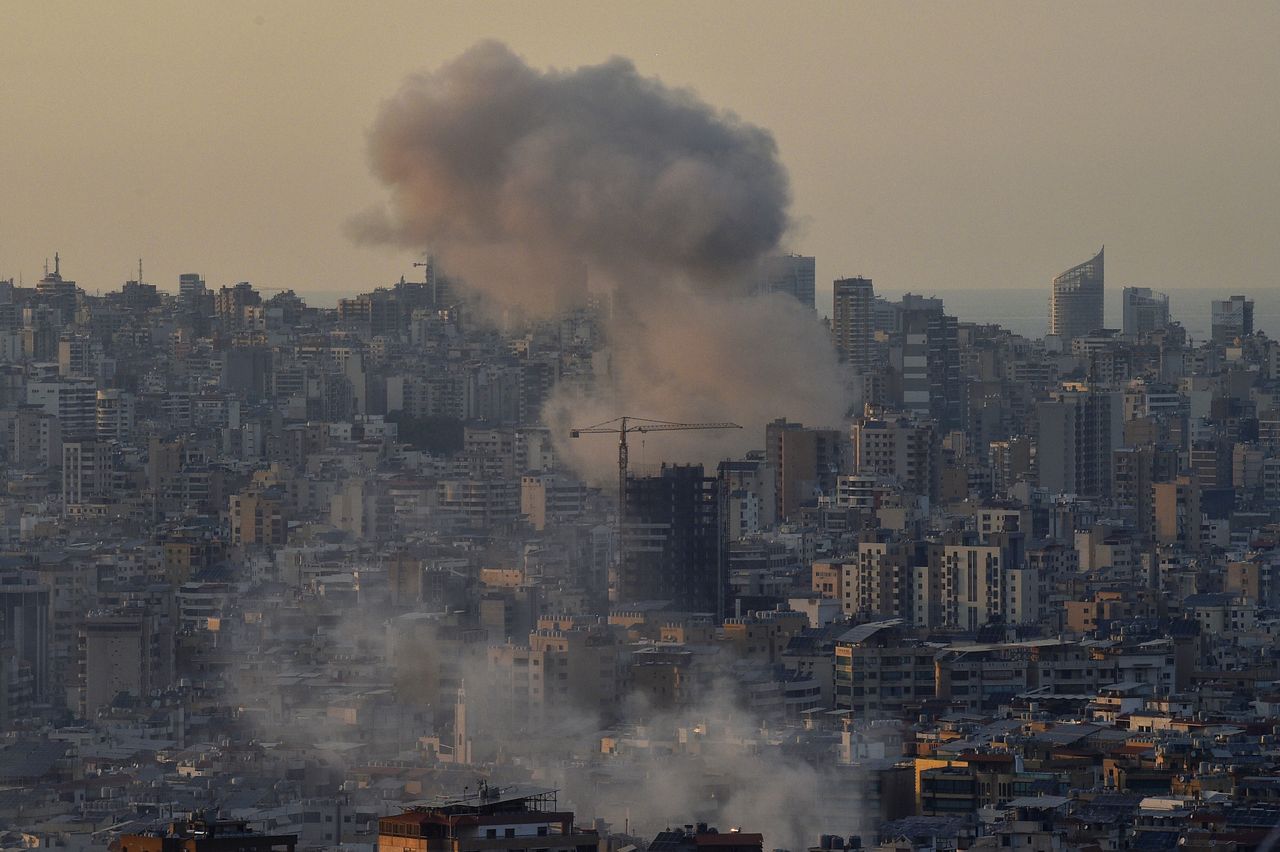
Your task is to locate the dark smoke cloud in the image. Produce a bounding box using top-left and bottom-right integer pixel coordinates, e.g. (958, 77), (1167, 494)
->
(350, 40), (791, 306)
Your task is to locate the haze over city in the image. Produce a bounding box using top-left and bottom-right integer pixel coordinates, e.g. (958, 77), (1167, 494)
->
(4, 2), (1280, 313)
(5, 5), (1280, 852)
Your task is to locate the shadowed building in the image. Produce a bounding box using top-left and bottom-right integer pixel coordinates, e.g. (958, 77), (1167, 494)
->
(619, 464), (725, 617)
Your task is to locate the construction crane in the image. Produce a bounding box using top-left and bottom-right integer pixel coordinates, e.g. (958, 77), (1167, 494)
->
(569, 416), (741, 523)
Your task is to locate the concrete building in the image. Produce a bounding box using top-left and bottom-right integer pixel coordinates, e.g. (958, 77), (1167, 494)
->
(833, 276), (875, 371)
(1211, 295), (1254, 344)
(1153, 476), (1202, 551)
(11, 405), (61, 468)
(896, 296), (962, 431)
(1122, 287), (1170, 336)
(851, 415), (939, 503)
(0, 572), (51, 703)
(437, 477), (518, 533)
(834, 620), (936, 719)
(229, 491), (288, 547)
(520, 473), (590, 531)
(27, 378), (97, 440)
(95, 389), (135, 442)
(620, 464), (724, 616)
(1036, 386), (1123, 498)
(79, 604), (173, 717)
(765, 418), (846, 521)
(718, 456), (778, 535)
(62, 439), (113, 511)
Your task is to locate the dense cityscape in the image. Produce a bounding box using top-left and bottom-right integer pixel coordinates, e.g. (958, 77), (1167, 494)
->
(5, 11), (1280, 852)
(0, 239), (1278, 852)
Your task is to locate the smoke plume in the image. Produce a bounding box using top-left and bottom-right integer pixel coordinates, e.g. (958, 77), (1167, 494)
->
(354, 42), (849, 474)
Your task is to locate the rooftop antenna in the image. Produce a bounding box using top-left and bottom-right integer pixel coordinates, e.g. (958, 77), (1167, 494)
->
(54, 252), (60, 276)
(139, 257), (144, 285)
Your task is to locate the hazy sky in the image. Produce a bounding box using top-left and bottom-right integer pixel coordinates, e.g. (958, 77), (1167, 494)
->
(3, 2), (1278, 313)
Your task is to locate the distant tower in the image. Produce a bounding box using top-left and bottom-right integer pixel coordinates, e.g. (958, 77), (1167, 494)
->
(1211, 295), (1254, 344)
(453, 682), (472, 765)
(1122, 286), (1170, 336)
(832, 276), (875, 370)
(757, 254), (816, 309)
(1049, 248), (1104, 341)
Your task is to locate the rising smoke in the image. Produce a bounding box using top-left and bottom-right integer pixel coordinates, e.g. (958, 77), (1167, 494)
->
(352, 40), (849, 475)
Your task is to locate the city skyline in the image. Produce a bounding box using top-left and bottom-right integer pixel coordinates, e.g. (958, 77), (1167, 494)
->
(7, 7), (1280, 849)
(4, 2), (1280, 312)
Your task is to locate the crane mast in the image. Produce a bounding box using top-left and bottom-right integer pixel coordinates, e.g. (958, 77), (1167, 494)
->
(570, 415), (741, 532)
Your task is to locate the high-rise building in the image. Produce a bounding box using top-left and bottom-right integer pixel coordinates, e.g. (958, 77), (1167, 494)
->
(1211, 295), (1254, 344)
(718, 454), (778, 536)
(1035, 386), (1123, 498)
(57, 333), (95, 378)
(851, 415), (939, 503)
(832, 276), (875, 370)
(95, 389), (135, 442)
(1154, 475), (1202, 552)
(215, 281), (261, 329)
(764, 419), (846, 521)
(1112, 444), (1178, 537)
(620, 464), (724, 616)
(27, 378), (97, 440)
(79, 603), (174, 717)
(0, 571), (51, 703)
(11, 405), (61, 468)
(757, 254), (816, 309)
(62, 439), (114, 511)
(177, 272), (206, 306)
(1049, 248), (1104, 342)
(229, 490), (288, 547)
(897, 295), (962, 431)
(1122, 286), (1170, 335)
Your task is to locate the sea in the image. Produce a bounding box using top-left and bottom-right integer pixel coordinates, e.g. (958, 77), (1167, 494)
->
(295, 284), (1278, 342)
(874, 286), (1280, 342)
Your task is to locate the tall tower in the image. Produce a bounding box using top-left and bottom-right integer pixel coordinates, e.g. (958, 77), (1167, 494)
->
(833, 277), (875, 370)
(1049, 248), (1104, 341)
(620, 464), (725, 617)
(452, 682), (472, 764)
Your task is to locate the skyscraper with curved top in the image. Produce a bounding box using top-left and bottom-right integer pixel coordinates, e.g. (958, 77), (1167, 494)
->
(1049, 247), (1104, 341)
